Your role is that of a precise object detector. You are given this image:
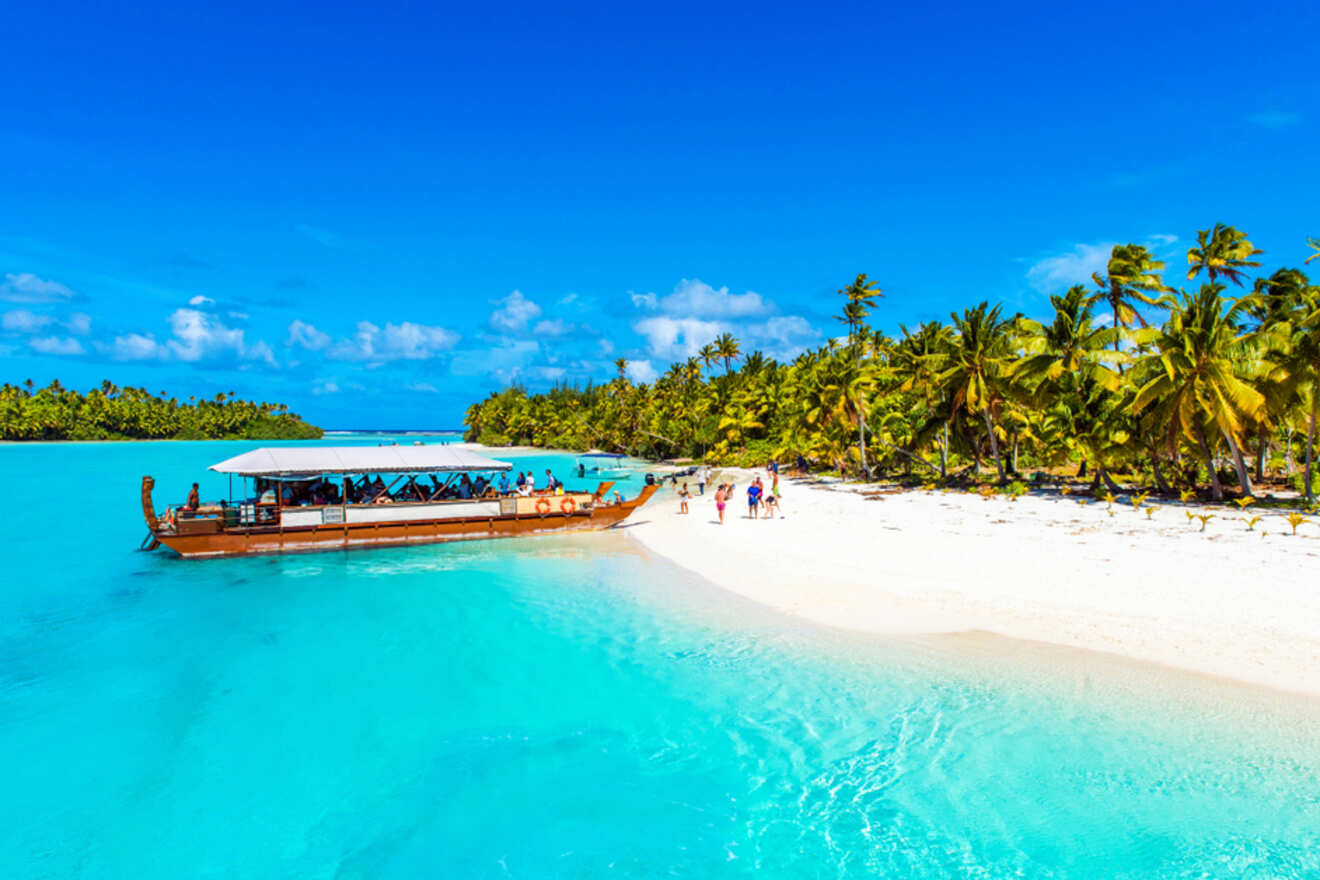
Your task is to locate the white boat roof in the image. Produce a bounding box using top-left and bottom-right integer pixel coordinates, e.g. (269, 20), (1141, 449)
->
(209, 445), (513, 476)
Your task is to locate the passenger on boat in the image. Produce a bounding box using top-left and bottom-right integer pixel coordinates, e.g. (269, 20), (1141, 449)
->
(498, 473), (510, 495)
(517, 479), (532, 497)
(544, 469), (558, 492)
(185, 483), (200, 511)
(473, 476), (488, 497)
(516, 471), (526, 489)
(526, 472), (536, 493)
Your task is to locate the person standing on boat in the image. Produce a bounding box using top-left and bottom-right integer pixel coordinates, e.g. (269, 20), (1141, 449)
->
(544, 469), (557, 492)
(185, 483), (200, 511)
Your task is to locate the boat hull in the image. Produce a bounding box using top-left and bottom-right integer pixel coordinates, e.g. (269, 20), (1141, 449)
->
(148, 485), (657, 559)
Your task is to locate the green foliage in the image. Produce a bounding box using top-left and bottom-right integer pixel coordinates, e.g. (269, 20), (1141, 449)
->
(462, 235), (1320, 500)
(0, 381), (322, 441)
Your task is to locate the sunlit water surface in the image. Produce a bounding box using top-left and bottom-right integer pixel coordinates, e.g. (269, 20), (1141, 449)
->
(2, 438), (1319, 878)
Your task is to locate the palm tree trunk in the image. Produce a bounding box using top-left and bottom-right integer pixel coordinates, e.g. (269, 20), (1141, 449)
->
(1011, 429), (1018, 475)
(1196, 425), (1223, 501)
(1224, 430), (1254, 497)
(1305, 403), (1317, 506)
(858, 393), (869, 478)
(940, 422), (948, 479)
(1254, 427), (1268, 482)
(983, 406), (1004, 482)
(1285, 424), (1294, 474)
(1150, 454), (1172, 495)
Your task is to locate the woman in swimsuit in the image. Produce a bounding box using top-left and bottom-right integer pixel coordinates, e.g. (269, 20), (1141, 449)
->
(714, 483), (727, 524)
(678, 482), (690, 515)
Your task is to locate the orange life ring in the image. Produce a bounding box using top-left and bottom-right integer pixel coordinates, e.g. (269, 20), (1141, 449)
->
(560, 497), (576, 515)
(535, 497), (552, 516)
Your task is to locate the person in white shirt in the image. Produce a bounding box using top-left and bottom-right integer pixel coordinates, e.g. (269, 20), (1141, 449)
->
(526, 473), (536, 493)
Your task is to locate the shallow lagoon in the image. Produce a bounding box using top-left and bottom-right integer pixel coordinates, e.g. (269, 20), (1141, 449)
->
(2, 438), (1319, 878)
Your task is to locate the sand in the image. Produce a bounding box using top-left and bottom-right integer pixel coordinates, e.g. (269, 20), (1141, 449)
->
(625, 469), (1320, 699)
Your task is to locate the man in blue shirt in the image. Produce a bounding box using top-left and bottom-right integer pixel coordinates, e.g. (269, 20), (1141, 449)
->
(498, 472), (510, 495)
(747, 480), (762, 519)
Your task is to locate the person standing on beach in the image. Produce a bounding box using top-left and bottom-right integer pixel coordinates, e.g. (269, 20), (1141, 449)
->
(747, 480), (762, 519)
(714, 483), (728, 524)
(696, 467), (707, 495)
(678, 482), (690, 515)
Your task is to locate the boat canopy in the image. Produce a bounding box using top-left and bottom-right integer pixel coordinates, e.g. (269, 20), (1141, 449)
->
(208, 446), (513, 477)
(579, 450), (625, 459)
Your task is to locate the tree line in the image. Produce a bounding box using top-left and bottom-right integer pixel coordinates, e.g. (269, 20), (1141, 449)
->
(465, 225), (1320, 504)
(0, 380), (323, 441)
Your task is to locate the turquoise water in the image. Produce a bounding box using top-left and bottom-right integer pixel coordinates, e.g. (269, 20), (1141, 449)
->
(3, 439), (1320, 878)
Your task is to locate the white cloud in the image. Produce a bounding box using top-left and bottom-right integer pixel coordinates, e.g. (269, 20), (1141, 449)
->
(312, 379), (340, 395)
(3, 309), (55, 332)
(66, 312), (91, 335)
(0, 272), (76, 303)
(625, 359), (658, 383)
(597, 338), (614, 355)
(407, 381), (440, 392)
(105, 309), (276, 365)
(245, 340), (277, 367)
(166, 308), (248, 362)
(29, 336), (84, 355)
(630, 291), (658, 310)
(188, 295), (214, 306)
(489, 290), (542, 332)
(633, 315), (723, 360)
(1026, 242), (1116, 293)
(286, 319), (331, 351)
(328, 320), (460, 362)
(658, 278), (770, 318)
(108, 332), (165, 360)
(532, 318), (572, 336)
(744, 315), (820, 359)
(1026, 237), (1178, 293)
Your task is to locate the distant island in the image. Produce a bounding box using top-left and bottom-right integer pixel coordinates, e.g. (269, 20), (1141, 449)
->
(0, 380), (322, 441)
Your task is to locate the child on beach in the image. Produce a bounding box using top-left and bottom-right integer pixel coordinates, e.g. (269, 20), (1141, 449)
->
(678, 482), (690, 514)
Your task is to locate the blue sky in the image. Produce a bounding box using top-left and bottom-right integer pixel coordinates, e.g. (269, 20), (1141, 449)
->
(2, 0), (1317, 428)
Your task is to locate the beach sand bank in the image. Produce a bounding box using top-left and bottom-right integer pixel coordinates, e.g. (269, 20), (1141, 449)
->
(625, 469), (1320, 699)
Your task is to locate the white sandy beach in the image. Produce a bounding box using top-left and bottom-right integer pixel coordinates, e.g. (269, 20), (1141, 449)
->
(626, 470), (1320, 699)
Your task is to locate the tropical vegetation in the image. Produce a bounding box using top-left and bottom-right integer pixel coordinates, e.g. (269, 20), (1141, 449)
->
(464, 226), (1320, 504)
(0, 380), (322, 441)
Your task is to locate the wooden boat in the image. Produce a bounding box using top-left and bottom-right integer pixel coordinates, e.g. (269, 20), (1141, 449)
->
(140, 446), (658, 559)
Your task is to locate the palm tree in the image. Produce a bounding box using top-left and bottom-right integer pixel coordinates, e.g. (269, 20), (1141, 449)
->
(836, 274), (883, 476)
(894, 322), (953, 476)
(1089, 244), (1168, 354)
(697, 343), (719, 375)
(941, 302), (1015, 481)
(1132, 284), (1266, 500)
(1187, 223), (1263, 286)
(1306, 236), (1319, 265)
(713, 333), (741, 375)
(1015, 286), (1133, 490)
